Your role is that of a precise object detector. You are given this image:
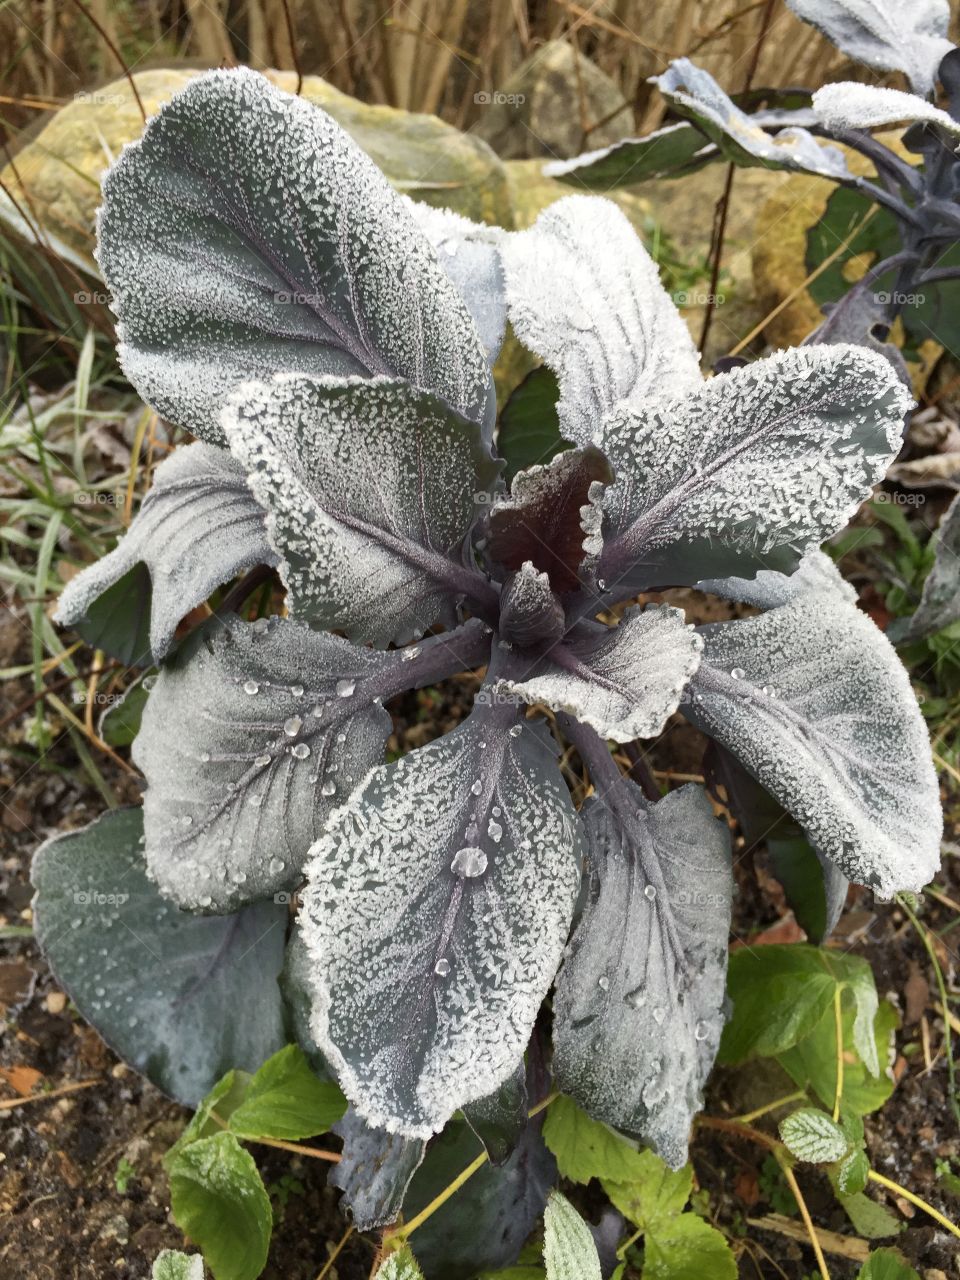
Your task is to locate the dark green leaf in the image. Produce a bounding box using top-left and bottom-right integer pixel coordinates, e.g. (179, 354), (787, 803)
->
(227, 1044), (346, 1141)
(497, 366), (564, 482)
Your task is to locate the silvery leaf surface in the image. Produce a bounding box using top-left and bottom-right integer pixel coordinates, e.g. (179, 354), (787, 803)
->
(785, 0), (953, 96)
(494, 606), (702, 744)
(299, 710), (582, 1138)
(487, 445), (613, 595)
(97, 68), (492, 446)
(698, 548), (857, 609)
(552, 777), (733, 1170)
(543, 1192), (603, 1280)
(405, 201), (507, 368)
(889, 492), (960, 643)
(813, 83), (960, 137)
(134, 614), (491, 912)
(55, 443), (275, 664)
(654, 59), (855, 181)
(222, 374), (501, 647)
(500, 196), (702, 451)
(684, 597), (942, 896)
(597, 345), (910, 594)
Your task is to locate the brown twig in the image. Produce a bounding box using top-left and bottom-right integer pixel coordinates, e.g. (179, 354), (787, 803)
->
(62, 0), (146, 122)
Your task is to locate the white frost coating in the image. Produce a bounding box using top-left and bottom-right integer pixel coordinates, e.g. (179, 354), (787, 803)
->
(222, 373), (500, 647)
(299, 714), (582, 1139)
(134, 613), (397, 911)
(495, 605), (703, 743)
(686, 596), (942, 896)
(654, 59), (855, 181)
(553, 782), (733, 1170)
(786, 0), (953, 96)
(54, 442), (275, 662)
(599, 343), (912, 590)
(698, 549), (858, 610)
(543, 1192), (603, 1280)
(501, 196), (702, 450)
(373, 1251), (424, 1280)
(96, 68), (491, 446)
(813, 83), (960, 139)
(404, 200), (507, 368)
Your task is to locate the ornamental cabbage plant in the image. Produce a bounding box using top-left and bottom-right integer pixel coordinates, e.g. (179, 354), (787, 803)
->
(37, 68), (942, 1203)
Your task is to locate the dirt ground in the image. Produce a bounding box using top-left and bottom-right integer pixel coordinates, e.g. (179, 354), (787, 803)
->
(2, 594), (960, 1280)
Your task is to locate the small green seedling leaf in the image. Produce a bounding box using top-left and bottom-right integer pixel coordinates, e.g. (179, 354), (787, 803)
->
(376, 1246), (427, 1279)
(780, 1108), (849, 1163)
(226, 1044), (347, 1141)
(856, 1247), (921, 1280)
(152, 1250), (205, 1280)
(542, 1192), (602, 1280)
(838, 1192), (903, 1240)
(835, 1147), (870, 1196)
(167, 1132), (272, 1280)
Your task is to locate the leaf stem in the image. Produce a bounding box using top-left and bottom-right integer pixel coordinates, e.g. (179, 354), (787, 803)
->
(773, 1149), (831, 1280)
(209, 1109), (340, 1162)
(867, 1169), (960, 1240)
(832, 987), (844, 1123)
(733, 1090), (807, 1125)
(316, 1224), (354, 1280)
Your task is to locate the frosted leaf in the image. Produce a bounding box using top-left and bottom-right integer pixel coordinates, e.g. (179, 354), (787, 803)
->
(462, 1061), (528, 1166)
(543, 1191), (603, 1280)
(684, 596), (942, 896)
(598, 344), (911, 593)
(498, 563), (565, 648)
(55, 443), (275, 664)
(813, 83), (960, 139)
(488, 445), (613, 595)
(405, 200), (507, 370)
(698, 549), (857, 610)
(330, 1108), (426, 1231)
(654, 59), (855, 181)
(786, 0), (953, 96)
(222, 373), (500, 647)
(889, 492), (960, 643)
(96, 68), (491, 447)
(299, 712), (582, 1138)
(552, 782), (733, 1170)
(500, 196), (702, 451)
(544, 121), (720, 188)
(133, 612), (434, 911)
(494, 606), (702, 744)
(373, 1249), (425, 1280)
(31, 807), (287, 1107)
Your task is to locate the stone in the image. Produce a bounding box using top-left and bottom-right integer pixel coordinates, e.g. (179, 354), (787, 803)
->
(474, 40), (632, 160)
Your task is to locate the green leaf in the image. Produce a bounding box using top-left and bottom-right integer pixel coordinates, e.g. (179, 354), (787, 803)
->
(542, 1096), (643, 1185)
(601, 1151), (693, 1232)
(152, 1251), (205, 1280)
(166, 1070), (254, 1166)
(227, 1045), (346, 1141)
(642, 1213), (736, 1280)
(542, 1192), (602, 1280)
(839, 1192), (903, 1240)
(376, 1247), (427, 1280)
(99, 674), (153, 747)
(719, 947), (837, 1063)
(777, 999), (898, 1117)
(835, 1147), (870, 1196)
(545, 121), (720, 189)
(779, 1108), (849, 1163)
(167, 1132), (272, 1280)
(497, 366), (564, 482)
(856, 1247), (920, 1280)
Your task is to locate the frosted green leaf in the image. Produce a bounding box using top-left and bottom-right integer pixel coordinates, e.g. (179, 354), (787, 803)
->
(698, 549), (857, 610)
(654, 59), (854, 180)
(376, 1248), (426, 1280)
(786, 0), (953, 95)
(97, 68), (491, 446)
(152, 1251), (205, 1280)
(494, 606), (702, 743)
(888, 492), (960, 643)
(31, 807), (287, 1107)
(553, 781), (733, 1170)
(685, 596), (941, 896)
(598, 344), (910, 592)
(543, 1192), (602, 1280)
(780, 1107), (850, 1163)
(406, 200), (506, 369)
(299, 711), (582, 1138)
(501, 196), (702, 451)
(222, 373), (500, 646)
(135, 617), (488, 912)
(55, 443), (275, 664)
(813, 83), (960, 137)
